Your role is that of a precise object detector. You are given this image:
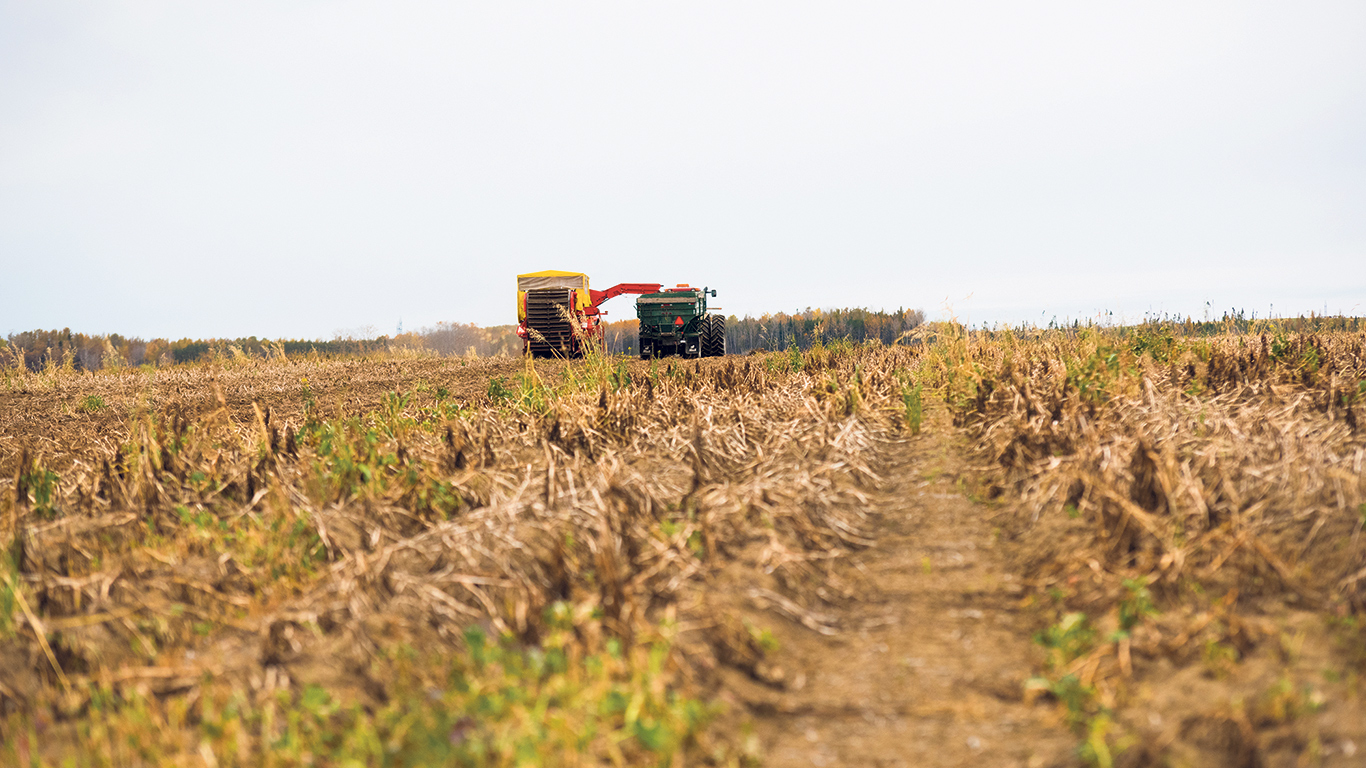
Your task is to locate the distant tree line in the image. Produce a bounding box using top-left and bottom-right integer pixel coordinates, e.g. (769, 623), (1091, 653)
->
(1135, 310), (1366, 336)
(4, 328), (146, 371)
(1024, 309), (1366, 337)
(0, 329), (416, 371)
(723, 307), (928, 353)
(21, 306), (1354, 371)
(599, 307), (928, 356)
(1, 323), (524, 371)
(409, 322), (521, 358)
(4, 308), (930, 370)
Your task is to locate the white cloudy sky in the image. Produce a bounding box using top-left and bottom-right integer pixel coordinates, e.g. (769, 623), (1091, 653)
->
(2, 1), (1364, 339)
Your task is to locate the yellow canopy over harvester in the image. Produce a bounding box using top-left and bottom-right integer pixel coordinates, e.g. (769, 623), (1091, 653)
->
(515, 270), (591, 324)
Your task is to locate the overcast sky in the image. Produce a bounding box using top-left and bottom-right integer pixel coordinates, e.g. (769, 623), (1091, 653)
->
(2, 1), (1364, 339)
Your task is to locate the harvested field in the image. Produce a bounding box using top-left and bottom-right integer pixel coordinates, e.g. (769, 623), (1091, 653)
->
(2, 325), (1364, 766)
(933, 325), (1366, 767)
(0, 347), (916, 765)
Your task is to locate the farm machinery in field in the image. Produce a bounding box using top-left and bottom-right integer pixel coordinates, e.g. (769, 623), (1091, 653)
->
(515, 271), (726, 359)
(635, 285), (725, 359)
(516, 270), (661, 358)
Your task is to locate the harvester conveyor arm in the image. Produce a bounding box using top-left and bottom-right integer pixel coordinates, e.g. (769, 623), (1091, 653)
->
(586, 283), (664, 310)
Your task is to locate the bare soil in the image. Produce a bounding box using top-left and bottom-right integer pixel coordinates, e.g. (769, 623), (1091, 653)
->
(730, 406), (1075, 767)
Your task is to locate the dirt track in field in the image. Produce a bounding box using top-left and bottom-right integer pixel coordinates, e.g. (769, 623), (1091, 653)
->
(733, 406), (1075, 768)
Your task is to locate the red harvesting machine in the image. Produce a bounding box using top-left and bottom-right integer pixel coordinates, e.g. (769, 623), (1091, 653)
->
(515, 270), (661, 358)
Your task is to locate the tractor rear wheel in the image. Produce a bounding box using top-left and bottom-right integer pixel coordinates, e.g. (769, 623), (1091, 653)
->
(701, 315), (726, 357)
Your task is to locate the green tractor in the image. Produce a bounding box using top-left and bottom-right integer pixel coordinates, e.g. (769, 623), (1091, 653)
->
(635, 285), (726, 359)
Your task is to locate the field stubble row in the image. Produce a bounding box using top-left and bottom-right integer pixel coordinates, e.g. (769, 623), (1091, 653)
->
(0, 345), (910, 765)
(941, 325), (1366, 766)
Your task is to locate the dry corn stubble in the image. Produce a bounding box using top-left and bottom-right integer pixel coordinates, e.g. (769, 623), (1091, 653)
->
(940, 325), (1366, 766)
(0, 344), (919, 765)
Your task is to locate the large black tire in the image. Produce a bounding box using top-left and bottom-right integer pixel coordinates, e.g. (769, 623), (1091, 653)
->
(638, 336), (654, 360)
(701, 315), (726, 357)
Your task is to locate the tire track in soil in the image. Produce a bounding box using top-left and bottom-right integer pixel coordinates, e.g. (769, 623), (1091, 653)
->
(729, 406), (1077, 767)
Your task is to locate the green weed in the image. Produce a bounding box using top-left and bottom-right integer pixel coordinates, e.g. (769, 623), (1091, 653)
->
(1036, 612), (1095, 670)
(79, 394), (107, 412)
(1028, 611), (1124, 764)
(487, 376), (514, 403)
(16, 460), (60, 519)
(0, 552), (19, 638)
(901, 381), (923, 435)
(1064, 341), (1125, 404)
(745, 620), (780, 654)
(1117, 579), (1157, 633)
(609, 359), (631, 392)
(1201, 638), (1239, 679)
(1128, 323), (1178, 362)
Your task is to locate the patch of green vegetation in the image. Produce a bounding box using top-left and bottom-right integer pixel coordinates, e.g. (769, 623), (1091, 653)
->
(1064, 340), (1126, 404)
(1201, 638), (1239, 680)
(1079, 713), (1129, 768)
(380, 390), (415, 436)
(901, 380), (923, 435)
(608, 359), (631, 392)
(16, 460), (60, 519)
(1127, 323), (1178, 362)
(0, 551), (19, 638)
(61, 623), (717, 767)
(1035, 673), (1092, 726)
(1036, 612), (1095, 670)
(487, 376), (514, 403)
(300, 376), (320, 432)
(1027, 610), (1137, 767)
(744, 620), (780, 654)
(1117, 579), (1157, 634)
(763, 340), (804, 374)
(79, 394), (107, 412)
